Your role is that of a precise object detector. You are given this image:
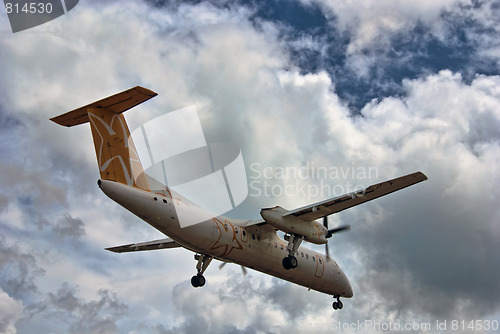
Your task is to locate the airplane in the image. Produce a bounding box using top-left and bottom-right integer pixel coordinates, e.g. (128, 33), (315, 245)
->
(51, 86), (427, 310)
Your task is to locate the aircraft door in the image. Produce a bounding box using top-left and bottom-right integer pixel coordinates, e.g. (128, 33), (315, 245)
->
(314, 255), (325, 278)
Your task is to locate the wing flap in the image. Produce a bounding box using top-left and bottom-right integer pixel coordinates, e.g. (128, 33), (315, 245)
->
(285, 171), (427, 221)
(105, 238), (181, 253)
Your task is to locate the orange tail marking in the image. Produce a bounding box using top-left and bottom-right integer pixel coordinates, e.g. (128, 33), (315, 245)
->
(50, 86), (157, 192)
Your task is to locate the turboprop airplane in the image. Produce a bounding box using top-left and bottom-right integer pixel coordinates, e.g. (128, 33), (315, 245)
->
(51, 86), (427, 310)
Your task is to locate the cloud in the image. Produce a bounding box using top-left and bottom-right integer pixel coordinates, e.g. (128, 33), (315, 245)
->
(0, 289), (23, 334)
(52, 214), (86, 241)
(162, 274), (326, 334)
(304, 0), (463, 54)
(26, 283), (127, 334)
(0, 0), (499, 333)
(340, 70), (500, 319)
(284, 0), (500, 111)
(0, 238), (45, 298)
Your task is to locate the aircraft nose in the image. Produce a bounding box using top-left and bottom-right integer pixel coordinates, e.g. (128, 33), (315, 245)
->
(339, 271), (353, 298)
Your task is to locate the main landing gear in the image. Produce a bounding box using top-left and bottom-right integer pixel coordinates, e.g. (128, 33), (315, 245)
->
(282, 234), (304, 270)
(191, 253), (212, 288)
(332, 296), (343, 310)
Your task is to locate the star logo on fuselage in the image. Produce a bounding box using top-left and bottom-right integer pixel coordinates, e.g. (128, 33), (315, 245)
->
(210, 218), (243, 257)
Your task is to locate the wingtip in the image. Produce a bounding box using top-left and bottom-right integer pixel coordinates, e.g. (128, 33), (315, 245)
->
(417, 171), (428, 181)
(134, 86), (158, 98)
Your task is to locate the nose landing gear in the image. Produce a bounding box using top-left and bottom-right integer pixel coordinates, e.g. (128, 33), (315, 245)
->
(332, 296), (343, 310)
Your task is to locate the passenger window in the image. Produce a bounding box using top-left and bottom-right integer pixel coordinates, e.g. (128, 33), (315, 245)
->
(319, 258), (322, 264)
(280, 245), (283, 250)
(252, 234), (255, 240)
(306, 254), (309, 259)
(301, 252), (304, 258)
(242, 230), (246, 236)
(274, 242), (277, 248)
(313, 257), (316, 262)
(257, 236), (261, 241)
(235, 227), (238, 234)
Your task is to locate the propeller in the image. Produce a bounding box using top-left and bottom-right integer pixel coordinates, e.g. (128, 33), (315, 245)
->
(323, 216), (350, 261)
(219, 261), (248, 276)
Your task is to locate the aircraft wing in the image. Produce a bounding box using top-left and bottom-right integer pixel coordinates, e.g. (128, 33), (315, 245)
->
(244, 218), (277, 235)
(105, 238), (181, 253)
(284, 171), (427, 221)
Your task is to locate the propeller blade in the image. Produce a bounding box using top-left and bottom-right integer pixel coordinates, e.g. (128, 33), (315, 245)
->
(326, 224), (350, 238)
(325, 242), (331, 262)
(323, 216), (328, 228)
(220, 261), (247, 276)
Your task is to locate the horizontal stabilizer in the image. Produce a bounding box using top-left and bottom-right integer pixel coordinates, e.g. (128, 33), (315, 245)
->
(105, 238), (181, 253)
(51, 86), (157, 127)
(285, 171), (427, 221)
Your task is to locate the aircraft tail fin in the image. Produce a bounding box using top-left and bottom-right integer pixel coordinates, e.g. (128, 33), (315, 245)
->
(51, 86), (157, 191)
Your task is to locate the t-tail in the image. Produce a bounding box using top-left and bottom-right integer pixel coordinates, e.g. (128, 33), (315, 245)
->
(51, 86), (157, 192)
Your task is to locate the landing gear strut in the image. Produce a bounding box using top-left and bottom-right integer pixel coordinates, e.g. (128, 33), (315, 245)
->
(191, 254), (212, 288)
(282, 234), (303, 270)
(332, 296), (343, 310)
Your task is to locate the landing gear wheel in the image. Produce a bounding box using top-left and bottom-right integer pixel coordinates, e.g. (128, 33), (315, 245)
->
(332, 296), (343, 310)
(191, 275), (199, 287)
(282, 257), (291, 270)
(282, 256), (298, 270)
(191, 274), (206, 288)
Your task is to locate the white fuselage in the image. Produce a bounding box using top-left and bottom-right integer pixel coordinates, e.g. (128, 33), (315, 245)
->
(99, 179), (353, 298)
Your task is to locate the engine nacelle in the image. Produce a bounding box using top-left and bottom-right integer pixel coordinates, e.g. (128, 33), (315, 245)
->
(260, 206), (328, 244)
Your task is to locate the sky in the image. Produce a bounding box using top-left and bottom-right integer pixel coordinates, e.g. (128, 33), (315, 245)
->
(1, 0), (500, 333)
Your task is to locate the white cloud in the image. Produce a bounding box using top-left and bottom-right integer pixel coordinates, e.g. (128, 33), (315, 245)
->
(303, 0), (500, 78)
(309, 0), (463, 48)
(0, 289), (23, 334)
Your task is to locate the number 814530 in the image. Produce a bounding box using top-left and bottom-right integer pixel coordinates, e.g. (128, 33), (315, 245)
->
(5, 2), (53, 14)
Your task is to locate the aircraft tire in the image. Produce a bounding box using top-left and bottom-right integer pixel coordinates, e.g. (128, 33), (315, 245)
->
(191, 275), (199, 287)
(282, 256), (298, 270)
(191, 274), (206, 288)
(197, 274), (206, 287)
(282, 257), (291, 270)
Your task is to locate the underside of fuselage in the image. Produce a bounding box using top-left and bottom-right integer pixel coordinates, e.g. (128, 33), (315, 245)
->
(98, 179), (353, 298)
